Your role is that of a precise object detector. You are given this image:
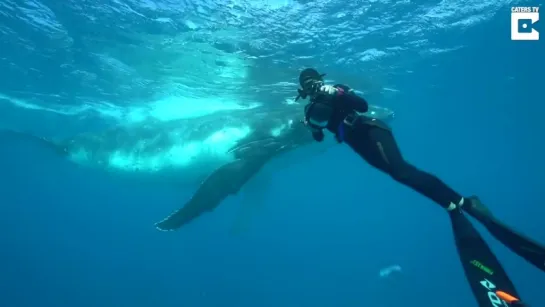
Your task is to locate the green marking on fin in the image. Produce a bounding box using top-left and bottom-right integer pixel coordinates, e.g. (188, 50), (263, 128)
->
(470, 260), (494, 275)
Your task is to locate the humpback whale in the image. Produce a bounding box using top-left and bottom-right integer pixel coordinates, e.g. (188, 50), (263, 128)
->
(155, 110), (395, 232)
(2, 103), (394, 186)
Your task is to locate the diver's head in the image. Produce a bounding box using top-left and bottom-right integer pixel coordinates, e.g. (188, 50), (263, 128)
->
(296, 68), (326, 101)
(299, 68), (324, 91)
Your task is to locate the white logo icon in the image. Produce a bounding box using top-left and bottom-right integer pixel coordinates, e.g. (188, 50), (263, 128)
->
(511, 7), (540, 41)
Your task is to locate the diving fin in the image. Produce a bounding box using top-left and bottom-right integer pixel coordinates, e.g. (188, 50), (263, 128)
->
(463, 196), (545, 273)
(449, 210), (525, 307)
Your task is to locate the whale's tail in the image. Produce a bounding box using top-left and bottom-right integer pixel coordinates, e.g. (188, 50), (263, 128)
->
(0, 130), (68, 156)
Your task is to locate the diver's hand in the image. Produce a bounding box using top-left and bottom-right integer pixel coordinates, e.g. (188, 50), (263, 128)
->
(301, 119), (320, 132)
(318, 85), (338, 96)
(302, 119), (325, 142)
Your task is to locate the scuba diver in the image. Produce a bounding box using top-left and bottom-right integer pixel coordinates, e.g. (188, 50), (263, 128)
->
(297, 67), (544, 307)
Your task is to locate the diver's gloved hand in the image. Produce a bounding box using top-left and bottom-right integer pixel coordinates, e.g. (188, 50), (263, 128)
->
(301, 118), (323, 134)
(317, 85), (338, 96)
(301, 118), (316, 130)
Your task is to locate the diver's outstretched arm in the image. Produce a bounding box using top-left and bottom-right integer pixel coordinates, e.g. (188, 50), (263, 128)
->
(449, 209), (526, 306)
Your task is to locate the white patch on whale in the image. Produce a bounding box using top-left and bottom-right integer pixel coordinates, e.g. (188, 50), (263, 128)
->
(67, 125), (254, 174)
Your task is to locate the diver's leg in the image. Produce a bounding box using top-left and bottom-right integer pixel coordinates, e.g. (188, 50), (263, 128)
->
(348, 124), (464, 210)
(349, 124), (545, 273)
(449, 208), (525, 306)
(348, 125), (530, 304)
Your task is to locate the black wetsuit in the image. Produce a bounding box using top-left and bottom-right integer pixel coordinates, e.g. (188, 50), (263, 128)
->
(306, 84), (463, 210)
(304, 84), (544, 307)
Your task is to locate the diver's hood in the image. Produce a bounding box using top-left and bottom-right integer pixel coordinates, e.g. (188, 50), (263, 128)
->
(295, 68), (326, 101)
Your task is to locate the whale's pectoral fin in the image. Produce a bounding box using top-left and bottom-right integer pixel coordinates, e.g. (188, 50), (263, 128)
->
(154, 200), (202, 232)
(228, 136), (278, 160)
(228, 157), (275, 235)
(155, 159), (255, 232)
(0, 130), (68, 156)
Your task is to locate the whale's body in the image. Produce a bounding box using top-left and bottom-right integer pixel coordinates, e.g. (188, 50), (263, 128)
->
(8, 104), (395, 184)
(61, 112), (253, 184)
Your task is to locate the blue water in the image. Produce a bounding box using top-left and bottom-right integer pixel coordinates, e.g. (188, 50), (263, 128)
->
(1, 1), (544, 306)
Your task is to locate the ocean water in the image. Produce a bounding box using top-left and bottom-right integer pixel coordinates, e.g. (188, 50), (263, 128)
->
(1, 1), (544, 307)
